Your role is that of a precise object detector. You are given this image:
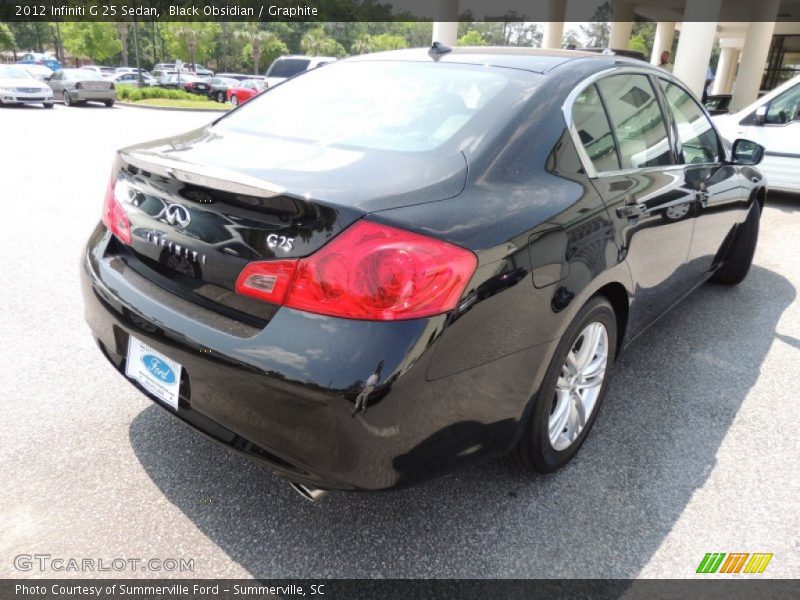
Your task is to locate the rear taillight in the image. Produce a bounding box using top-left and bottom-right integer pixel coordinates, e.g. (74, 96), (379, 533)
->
(109, 82), (115, 90)
(75, 82), (83, 89)
(101, 176), (131, 244)
(235, 221), (477, 321)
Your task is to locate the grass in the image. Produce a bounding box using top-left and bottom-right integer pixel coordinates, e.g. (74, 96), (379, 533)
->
(129, 98), (228, 110)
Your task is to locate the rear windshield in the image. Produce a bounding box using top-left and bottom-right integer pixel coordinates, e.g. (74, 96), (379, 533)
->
(217, 61), (509, 152)
(266, 58), (310, 78)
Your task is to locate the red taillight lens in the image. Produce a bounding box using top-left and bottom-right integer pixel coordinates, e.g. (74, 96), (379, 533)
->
(101, 176), (131, 244)
(235, 260), (298, 305)
(236, 221), (477, 321)
(109, 82), (115, 90)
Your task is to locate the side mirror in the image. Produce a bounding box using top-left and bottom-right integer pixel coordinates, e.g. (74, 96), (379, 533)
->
(731, 138), (764, 165)
(754, 105), (767, 126)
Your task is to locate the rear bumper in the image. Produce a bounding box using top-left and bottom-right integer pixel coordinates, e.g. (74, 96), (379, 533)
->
(71, 90), (116, 101)
(82, 225), (553, 490)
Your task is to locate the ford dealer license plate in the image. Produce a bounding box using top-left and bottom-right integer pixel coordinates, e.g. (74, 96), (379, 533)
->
(125, 335), (182, 410)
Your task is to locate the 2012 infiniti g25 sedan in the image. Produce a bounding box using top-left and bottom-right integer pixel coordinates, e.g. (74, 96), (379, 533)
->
(81, 47), (766, 499)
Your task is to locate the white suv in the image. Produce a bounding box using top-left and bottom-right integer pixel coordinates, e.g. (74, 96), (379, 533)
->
(264, 55), (336, 88)
(714, 74), (800, 193)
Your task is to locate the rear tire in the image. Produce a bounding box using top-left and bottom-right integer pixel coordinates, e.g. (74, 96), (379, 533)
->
(43, 102), (54, 109)
(231, 95), (239, 107)
(711, 202), (760, 285)
(104, 99), (115, 107)
(216, 91), (225, 103)
(511, 296), (617, 473)
(63, 91), (72, 107)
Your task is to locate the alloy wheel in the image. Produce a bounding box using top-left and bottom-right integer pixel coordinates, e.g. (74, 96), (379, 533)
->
(549, 321), (609, 451)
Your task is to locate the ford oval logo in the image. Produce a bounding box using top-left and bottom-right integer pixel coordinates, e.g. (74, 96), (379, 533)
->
(142, 354), (176, 384)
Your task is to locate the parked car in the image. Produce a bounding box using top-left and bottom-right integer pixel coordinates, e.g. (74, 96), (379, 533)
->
(154, 62), (213, 77)
(111, 72), (157, 87)
(80, 65), (117, 78)
(158, 73), (204, 90)
(82, 47), (765, 499)
(16, 52), (61, 71)
(226, 79), (266, 106)
(264, 55), (336, 87)
(116, 67), (151, 77)
(208, 76), (242, 102)
(47, 69), (116, 107)
(215, 72), (253, 82)
(0, 64), (54, 107)
(183, 78), (212, 95)
(19, 64), (53, 81)
(714, 73), (800, 193)
(704, 94), (733, 115)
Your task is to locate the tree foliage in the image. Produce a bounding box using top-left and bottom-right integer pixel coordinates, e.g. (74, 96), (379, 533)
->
(457, 30), (487, 47)
(61, 22), (121, 62)
(0, 23), (15, 51)
(300, 27), (346, 57)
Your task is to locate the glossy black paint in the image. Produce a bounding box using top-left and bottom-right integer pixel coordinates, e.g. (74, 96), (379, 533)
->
(82, 50), (765, 491)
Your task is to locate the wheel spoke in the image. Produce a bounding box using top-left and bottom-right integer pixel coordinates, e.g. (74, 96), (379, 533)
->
(572, 390), (586, 428)
(574, 324), (601, 372)
(549, 392), (571, 441)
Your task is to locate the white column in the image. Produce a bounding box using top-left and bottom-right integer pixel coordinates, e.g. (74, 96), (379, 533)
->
(608, 2), (635, 50)
(673, 0), (722, 97)
(650, 22), (676, 65)
(730, 0), (780, 111)
(542, 0), (567, 49)
(723, 49), (741, 94)
(432, 0), (459, 46)
(712, 44), (740, 95)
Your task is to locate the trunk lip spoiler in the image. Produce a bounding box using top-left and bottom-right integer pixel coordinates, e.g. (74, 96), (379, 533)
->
(120, 151), (286, 199)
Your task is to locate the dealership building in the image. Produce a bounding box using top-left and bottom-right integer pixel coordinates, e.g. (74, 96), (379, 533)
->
(432, 0), (800, 112)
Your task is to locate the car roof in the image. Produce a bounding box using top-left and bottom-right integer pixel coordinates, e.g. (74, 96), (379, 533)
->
(349, 46), (637, 75)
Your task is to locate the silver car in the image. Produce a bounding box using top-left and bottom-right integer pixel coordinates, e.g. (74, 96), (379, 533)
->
(0, 65), (54, 108)
(47, 69), (116, 107)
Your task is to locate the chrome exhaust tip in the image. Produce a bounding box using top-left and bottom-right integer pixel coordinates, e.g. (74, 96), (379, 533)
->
(288, 481), (329, 502)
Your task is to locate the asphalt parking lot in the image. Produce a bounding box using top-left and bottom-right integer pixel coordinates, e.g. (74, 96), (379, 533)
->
(1, 103), (798, 579)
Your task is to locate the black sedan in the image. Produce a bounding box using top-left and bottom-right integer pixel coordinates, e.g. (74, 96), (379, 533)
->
(207, 76), (243, 103)
(82, 47), (765, 499)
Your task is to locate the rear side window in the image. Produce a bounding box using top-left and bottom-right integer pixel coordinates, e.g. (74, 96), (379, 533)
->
(597, 74), (673, 170)
(659, 80), (721, 164)
(267, 59), (310, 78)
(571, 84), (620, 172)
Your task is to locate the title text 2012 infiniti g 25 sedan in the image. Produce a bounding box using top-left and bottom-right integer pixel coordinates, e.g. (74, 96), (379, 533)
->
(82, 47), (766, 499)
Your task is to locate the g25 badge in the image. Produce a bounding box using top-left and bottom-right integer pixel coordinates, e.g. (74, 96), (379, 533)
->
(267, 234), (295, 253)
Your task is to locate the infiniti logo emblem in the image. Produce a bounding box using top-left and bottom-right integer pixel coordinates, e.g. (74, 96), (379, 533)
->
(165, 204), (191, 228)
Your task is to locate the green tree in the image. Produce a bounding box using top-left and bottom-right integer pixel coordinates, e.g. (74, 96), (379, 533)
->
(61, 22), (121, 63)
(162, 22), (220, 68)
(9, 23), (54, 53)
(301, 28), (346, 57)
(0, 23), (15, 52)
(237, 25), (288, 75)
(580, 22), (610, 48)
(628, 34), (648, 55)
(457, 30), (487, 47)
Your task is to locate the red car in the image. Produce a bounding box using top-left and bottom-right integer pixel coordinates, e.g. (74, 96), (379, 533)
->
(226, 79), (266, 106)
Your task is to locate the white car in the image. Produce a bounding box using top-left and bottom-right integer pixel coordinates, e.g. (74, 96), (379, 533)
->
(714, 74), (800, 193)
(264, 55), (336, 88)
(0, 64), (54, 108)
(80, 65), (117, 78)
